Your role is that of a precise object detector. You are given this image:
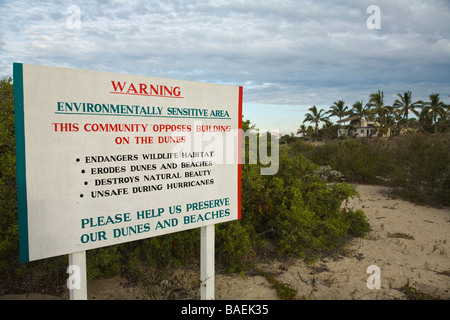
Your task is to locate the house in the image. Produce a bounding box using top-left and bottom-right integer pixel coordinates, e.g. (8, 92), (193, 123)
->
(337, 115), (378, 138)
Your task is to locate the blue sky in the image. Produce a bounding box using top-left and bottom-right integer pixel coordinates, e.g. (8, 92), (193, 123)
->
(1, 0), (449, 134)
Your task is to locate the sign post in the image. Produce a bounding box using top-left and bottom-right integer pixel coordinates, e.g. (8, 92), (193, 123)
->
(200, 225), (215, 300)
(14, 63), (242, 300)
(68, 251), (87, 300)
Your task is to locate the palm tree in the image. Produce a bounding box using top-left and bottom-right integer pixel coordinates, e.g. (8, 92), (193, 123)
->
(367, 90), (385, 120)
(350, 100), (367, 128)
(321, 120), (338, 140)
(367, 90), (394, 136)
(297, 124), (307, 137)
(421, 93), (447, 133)
(327, 100), (349, 122)
(393, 91), (421, 128)
(303, 105), (328, 140)
(306, 125), (315, 139)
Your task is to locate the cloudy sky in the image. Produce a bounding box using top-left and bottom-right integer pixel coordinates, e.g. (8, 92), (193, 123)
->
(1, 0), (449, 134)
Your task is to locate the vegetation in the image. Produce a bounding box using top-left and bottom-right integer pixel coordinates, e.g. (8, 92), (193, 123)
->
(0, 77), (371, 296)
(255, 267), (298, 300)
(421, 93), (448, 134)
(304, 133), (450, 207)
(401, 284), (440, 300)
(281, 89), (449, 208)
(302, 105), (329, 139)
(392, 90), (421, 128)
(238, 133), (370, 264)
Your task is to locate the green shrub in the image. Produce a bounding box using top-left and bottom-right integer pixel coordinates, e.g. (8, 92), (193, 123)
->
(389, 133), (450, 206)
(284, 138), (315, 158)
(86, 246), (122, 280)
(305, 133), (449, 207)
(216, 221), (258, 273)
(309, 138), (394, 184)
(239, 140), (370, 261)
(343, 208), (371, 237)
(274, 181), (369, 258)
(0, 77), (21, 282)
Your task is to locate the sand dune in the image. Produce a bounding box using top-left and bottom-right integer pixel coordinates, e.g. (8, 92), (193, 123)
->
(217, 184), (450, 300)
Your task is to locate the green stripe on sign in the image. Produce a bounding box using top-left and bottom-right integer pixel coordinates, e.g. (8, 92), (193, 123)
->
(13, 62), (29, 263)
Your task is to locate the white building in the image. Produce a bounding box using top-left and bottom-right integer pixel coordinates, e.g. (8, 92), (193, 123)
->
(337, 115), (378, 138)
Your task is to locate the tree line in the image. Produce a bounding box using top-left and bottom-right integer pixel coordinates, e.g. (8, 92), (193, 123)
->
(294, 90), (449, 141)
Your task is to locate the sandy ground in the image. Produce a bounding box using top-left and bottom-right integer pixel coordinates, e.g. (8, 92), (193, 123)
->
(274, 184), (450, 300)
(1, 184), (449, 300)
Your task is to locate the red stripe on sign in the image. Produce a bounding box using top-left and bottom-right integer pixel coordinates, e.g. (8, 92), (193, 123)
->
(237, 86), (243, 219)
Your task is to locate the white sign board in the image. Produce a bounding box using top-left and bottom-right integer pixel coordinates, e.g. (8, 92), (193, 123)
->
(14, 63), (242, 262)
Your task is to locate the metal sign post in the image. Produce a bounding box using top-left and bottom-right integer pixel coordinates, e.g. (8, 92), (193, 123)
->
(68, 251), (87, 300)
(200, 225), (215, 300)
